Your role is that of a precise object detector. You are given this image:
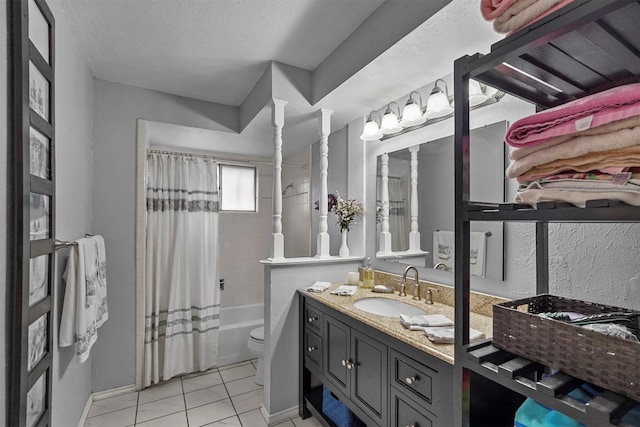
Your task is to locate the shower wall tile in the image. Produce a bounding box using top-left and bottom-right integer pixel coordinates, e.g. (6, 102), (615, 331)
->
(219, 163), (271, 308)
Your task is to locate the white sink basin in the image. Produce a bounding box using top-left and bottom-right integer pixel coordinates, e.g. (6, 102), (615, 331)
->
(353, 298), (427, 317)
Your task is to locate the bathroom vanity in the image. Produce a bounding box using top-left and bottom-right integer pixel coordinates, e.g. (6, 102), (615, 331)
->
(298, 282), (497, 426)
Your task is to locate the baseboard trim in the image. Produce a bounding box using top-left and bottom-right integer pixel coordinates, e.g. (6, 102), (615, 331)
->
(77, 384), (137, 427)
(92, 384), (138, 401)
(76, 395), (93, 427)
(260, 403), (299, 425)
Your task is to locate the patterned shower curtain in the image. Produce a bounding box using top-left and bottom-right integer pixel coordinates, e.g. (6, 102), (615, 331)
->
(388, 177), (409, 252)
(144, 152), (220, 387)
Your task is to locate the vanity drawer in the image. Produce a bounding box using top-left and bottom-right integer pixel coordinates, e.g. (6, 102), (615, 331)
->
(305, 304), (323, 334)
(304, 329), (323, 373)
(390, 387), (436, 427)
(390, 349), (435, 405)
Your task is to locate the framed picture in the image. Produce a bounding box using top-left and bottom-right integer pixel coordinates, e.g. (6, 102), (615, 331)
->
(26, 374), (46, 427)
(29, 255), (48, 307)
(30, 127), (50, 179)
(29, 193), (50, 240)
(28, 0), (50, 63)
(28, 315), (47, 372)
(29, 61), (49, 121)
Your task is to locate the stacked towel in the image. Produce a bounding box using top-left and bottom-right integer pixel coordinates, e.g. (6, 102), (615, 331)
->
(423, 327), (486, 344)
(505, 83), (640, 207)
(308, 281), (332, 293)
(480, 0), (573, 35)
(330, 285), (357, 296)
(400, 314), (454, 330)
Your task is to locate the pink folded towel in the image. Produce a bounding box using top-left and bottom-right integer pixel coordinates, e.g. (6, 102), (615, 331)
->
(496, 0), (574, 35)
(481, 0), (518, 21)
(505, 83), (640, 147)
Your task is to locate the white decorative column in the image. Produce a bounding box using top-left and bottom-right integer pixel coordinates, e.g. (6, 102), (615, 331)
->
(377, 153), (392, 255)
(408, 145), (421, 251)
(316, 108), (333, 258)
(270, 99), (287, 260)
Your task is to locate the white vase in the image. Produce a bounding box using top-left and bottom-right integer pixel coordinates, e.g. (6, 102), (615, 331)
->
(339, 229), (349, 257)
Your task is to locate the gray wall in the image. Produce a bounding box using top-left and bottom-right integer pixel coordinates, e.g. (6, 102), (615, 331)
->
(91, 79), (245, 392)
(311, 125), (348, 256)
(49, 0), (96, 423)
(0, 0), (7, 422)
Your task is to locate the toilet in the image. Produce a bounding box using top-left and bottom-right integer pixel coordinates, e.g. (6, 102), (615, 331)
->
(247, 326), (264, 385)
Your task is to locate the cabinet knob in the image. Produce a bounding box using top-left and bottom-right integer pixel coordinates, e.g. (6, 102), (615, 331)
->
(405, 425), (416, 427)
(308, 317), (318, 322)
(307, 346), (317, 352)
(346, 361), (354, 370)
(341, 359), (354, 369)
(405, 376), (419, 384)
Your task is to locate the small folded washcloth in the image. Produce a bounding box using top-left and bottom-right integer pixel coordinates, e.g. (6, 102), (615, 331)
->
(400, 314), (454, 328)
(308, 281), (332, 293)
(330, 285), (357, 296)
(423, 327), (486, 344)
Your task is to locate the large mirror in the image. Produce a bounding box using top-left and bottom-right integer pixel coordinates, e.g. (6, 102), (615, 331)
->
(375, 120), (507, 280)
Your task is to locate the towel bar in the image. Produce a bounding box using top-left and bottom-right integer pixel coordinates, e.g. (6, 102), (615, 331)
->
(53, 239), (77, 249)
(435, 229), (492, 237)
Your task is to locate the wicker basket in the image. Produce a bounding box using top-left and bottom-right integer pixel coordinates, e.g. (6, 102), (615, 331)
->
(493, 294), (640, 401)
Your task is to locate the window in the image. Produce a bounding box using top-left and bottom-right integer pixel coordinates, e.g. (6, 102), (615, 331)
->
(219, 164), (257, 212)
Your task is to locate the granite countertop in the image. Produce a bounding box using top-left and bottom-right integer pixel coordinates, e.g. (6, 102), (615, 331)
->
(300, 282), (498, 365)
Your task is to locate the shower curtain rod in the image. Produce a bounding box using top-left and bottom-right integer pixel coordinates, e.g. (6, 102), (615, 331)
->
(147, 148), (306, 168)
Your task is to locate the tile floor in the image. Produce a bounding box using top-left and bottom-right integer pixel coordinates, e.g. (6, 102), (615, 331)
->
(83, 360), (323, 427)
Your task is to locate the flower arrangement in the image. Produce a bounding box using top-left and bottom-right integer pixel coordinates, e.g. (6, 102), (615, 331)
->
(331, 192), (365, 231)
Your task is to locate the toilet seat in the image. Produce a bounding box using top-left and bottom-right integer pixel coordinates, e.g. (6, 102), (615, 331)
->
(249, 326), (264, 342)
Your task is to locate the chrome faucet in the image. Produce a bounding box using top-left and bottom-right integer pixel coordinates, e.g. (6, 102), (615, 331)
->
(402, 266), (420, 301)
(433, 262), (448, 271)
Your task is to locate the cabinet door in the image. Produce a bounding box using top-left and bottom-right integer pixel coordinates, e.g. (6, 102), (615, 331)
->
(324, 315), (350, 394)
(352, 329), (387, 424)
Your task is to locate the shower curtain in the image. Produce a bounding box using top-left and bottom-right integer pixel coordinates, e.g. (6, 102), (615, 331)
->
(388, 177), (409, 251)
(144, 152), (220, 387)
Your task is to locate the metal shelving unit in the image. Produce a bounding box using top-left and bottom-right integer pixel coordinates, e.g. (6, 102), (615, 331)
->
(453, 1), (640, 426)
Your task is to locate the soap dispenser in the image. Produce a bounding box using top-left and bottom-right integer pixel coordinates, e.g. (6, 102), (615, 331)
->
(363, 257), (375, 289)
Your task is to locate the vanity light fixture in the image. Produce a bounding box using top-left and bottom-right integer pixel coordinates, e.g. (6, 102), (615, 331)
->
(399, 91), (426, 127)
(363, 78), (505, 141)
(380, 102), (403, 135)
(360, 111), (384, 141)
(423, 79), (454, 120)
(469, 79), (489, 107)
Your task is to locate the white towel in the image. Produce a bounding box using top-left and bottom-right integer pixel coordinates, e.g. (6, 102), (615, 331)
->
(432, 231), (488, 277)
(83, 238), (99, 307)
(423, 327), (486, 344)
(470, 232), (488, 278)
(433, 230), (454, 271)
(59, 238), (98, 363)
(330, 285), (357, 296)
(400, 314), (454, 328)
(91, 235), (109, 327)
(308, 281), (332, 293)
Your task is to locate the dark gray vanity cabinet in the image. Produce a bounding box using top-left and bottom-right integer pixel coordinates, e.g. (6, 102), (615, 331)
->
(299, 293), (452, 427)
(324, 314), (388, 425)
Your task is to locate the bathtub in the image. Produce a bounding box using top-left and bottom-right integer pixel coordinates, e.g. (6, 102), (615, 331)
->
(218, 303), (264, 367)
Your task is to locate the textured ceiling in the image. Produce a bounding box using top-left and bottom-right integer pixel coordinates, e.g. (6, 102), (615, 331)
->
(56, 0), (502, 157)
(57, 0), (384, 106)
